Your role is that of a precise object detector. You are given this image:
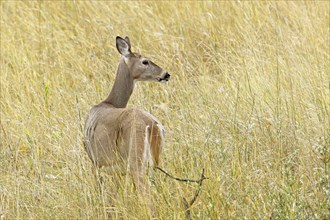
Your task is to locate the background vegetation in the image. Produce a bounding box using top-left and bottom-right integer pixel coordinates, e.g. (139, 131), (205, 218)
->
(1, 1), (329, 219)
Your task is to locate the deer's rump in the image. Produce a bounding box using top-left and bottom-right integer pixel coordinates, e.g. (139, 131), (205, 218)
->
(84, 105), (164, 170)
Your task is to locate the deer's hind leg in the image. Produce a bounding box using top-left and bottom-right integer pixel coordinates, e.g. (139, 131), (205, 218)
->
(121, 121), (156, 217)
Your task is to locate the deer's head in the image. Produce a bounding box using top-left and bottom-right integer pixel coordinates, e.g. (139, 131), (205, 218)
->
(116, 36), (170, 83)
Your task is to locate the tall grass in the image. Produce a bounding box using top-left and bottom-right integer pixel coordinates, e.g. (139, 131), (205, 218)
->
(1, 1), (329, 219)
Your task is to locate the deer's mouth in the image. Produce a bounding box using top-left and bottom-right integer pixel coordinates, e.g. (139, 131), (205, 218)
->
(158, 72), (170, 82)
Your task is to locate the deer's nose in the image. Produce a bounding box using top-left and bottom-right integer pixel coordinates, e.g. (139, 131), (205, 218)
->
(164, 72), (170, 80)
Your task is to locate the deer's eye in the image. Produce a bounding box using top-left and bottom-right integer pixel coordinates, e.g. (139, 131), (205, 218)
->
(142, 60), (149, 65)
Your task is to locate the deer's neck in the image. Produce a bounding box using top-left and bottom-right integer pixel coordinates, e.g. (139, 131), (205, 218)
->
(103, 59), (134, 108)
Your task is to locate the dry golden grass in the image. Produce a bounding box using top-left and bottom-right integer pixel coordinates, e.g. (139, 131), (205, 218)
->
(1, 1), (329, 219)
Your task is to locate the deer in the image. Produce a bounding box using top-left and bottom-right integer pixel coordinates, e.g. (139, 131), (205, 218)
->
(84, 36), (170, 215)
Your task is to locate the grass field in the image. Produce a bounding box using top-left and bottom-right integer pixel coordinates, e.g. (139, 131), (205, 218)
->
(1, 1), (329, 219)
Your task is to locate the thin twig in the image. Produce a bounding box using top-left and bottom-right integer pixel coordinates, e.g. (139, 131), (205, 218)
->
(154, 166), (208, 183)
(182, 197), (191, 220)
(182, 168), (207, 220)
(155, 167), (208, 220)
(188, 168), (206, 206)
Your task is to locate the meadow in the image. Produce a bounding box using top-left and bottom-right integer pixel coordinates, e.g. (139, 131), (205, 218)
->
(0, 1), (329, 219)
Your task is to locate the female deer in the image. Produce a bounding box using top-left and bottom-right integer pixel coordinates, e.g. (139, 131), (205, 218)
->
(84, 36), (170, 198)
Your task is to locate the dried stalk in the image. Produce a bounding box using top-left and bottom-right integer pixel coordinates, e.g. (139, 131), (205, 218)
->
(155, 167), (208, 219)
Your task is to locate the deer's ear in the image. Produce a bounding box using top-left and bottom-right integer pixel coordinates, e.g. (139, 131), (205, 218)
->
(116, 36), (131, 56)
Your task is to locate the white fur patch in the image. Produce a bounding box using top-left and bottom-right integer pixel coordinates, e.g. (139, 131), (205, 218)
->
(133, 79), (137, 89)
(143, 125), (152, 170)
(156, 123), (165, 151)
(123, 56), (129, 64)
